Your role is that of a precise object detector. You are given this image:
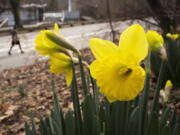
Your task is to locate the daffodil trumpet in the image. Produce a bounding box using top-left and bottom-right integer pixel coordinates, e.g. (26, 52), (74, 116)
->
(49, 53), (73, 86)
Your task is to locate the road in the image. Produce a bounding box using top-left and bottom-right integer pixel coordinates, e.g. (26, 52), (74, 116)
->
(0, 20), (155, 71)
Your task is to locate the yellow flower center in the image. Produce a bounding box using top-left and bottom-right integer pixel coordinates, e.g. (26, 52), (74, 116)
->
(118, 66), (132, 76)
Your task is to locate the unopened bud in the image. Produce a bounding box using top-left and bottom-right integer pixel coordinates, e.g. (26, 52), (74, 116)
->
(146, 30), (164, 52)
(45, 32), (80, 55)
(159, 47), (167, 59)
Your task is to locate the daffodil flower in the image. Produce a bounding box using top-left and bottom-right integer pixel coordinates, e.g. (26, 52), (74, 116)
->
(166, 33), (179, 40)
(50, 53), (73, 86)
(90, 24), (148, 102)
(35, 24), (67, 55)
(35, 24), (74, 86)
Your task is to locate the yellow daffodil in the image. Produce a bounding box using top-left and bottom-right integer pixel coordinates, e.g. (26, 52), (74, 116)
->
(90, 24), (148, 102)
(146, 30), (164, 51)
(35, 24), (67, 55)
(50, 53), (73, 86)
(35, 24), (74, 86)
(166, 33), (179, 40)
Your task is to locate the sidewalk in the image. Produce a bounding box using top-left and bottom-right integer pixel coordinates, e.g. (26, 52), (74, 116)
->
(0, 19), (157, 71)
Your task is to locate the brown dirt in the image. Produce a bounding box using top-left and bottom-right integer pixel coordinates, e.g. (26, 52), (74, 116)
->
(0, 48), (93, 135)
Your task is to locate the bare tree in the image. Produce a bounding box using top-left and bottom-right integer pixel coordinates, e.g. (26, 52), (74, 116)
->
(146, 0), (180, 34)
(0, 0), (10, 14)
(9, 0), (22, 27)
(106, 0), (115, 42)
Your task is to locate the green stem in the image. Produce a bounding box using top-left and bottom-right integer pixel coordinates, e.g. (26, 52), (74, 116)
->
(148, 60), (166, 133)
(152, 60), (166, 112)
(78, 55), (88, 96)
(71, 63), (83, 135)
(141, 51), (151, 135)
(141, 73), (151, 135)
(90, 77), (99, 114)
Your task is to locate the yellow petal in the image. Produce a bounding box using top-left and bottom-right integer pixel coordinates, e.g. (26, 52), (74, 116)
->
(50, 53), (71, 62)
(65, 69), (73, 86)
(119, 24), (148, 64)
(165, 80), (172, 88)
(90, 38), (118, 60)
(35, 43), (62, 55)
(54, 23), (60, 34)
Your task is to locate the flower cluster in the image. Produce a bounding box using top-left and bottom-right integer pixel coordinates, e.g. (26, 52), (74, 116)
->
(166, 33), (179, 40)
(35, 23), (170, 102)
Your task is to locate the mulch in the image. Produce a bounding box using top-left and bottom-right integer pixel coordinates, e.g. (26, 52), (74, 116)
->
(0, 48), (93, 135)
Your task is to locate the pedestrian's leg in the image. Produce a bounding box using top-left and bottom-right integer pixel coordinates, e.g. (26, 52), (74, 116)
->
(18, 42), (24, 53)
(8, 44), (14, 55)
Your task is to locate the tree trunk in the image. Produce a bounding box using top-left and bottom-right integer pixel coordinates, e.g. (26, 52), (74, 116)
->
(106, 0), (116, 42)
(146, 0), (175, 34)
(9, 0), (22, 27)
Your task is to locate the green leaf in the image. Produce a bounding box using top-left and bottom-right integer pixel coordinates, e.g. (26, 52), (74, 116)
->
(141, 73), (151, 135)
(148, 112), (159, 135)
(82, 94), (101, 135)
(151, 61), (166, 112)
(78, 56), (88, 96)
(173, 116), (180, 135)
(161, 124), (171, 135)
(169, 110), (177, 133)
(65, 111), (76, 135)
(71, 65), (83, 135)
(90, 77), (99, 114)
(25, 122), (33, 135)
(110, 101), (129, 135)
(31, 119), (37, 135)
(128, 106), (140, 135)
(51, 91), (64, 135)
(39, 118), (51, 135)
(160, 107), (170, 132)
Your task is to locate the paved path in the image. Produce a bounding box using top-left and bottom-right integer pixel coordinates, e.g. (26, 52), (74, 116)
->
(0, 20), (156, 71)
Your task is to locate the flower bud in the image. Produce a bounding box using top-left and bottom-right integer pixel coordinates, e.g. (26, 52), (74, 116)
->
(45, 32), (80, 55)
(146, 30), (167, 59)
(160, 80), (172, 103)
(146, 30), (164, 51)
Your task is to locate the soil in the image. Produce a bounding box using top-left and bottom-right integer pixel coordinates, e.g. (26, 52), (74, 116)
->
(0, 48), (94, 135)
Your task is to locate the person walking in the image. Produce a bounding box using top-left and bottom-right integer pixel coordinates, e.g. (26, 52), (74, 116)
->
(8, 25), (24, 55)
